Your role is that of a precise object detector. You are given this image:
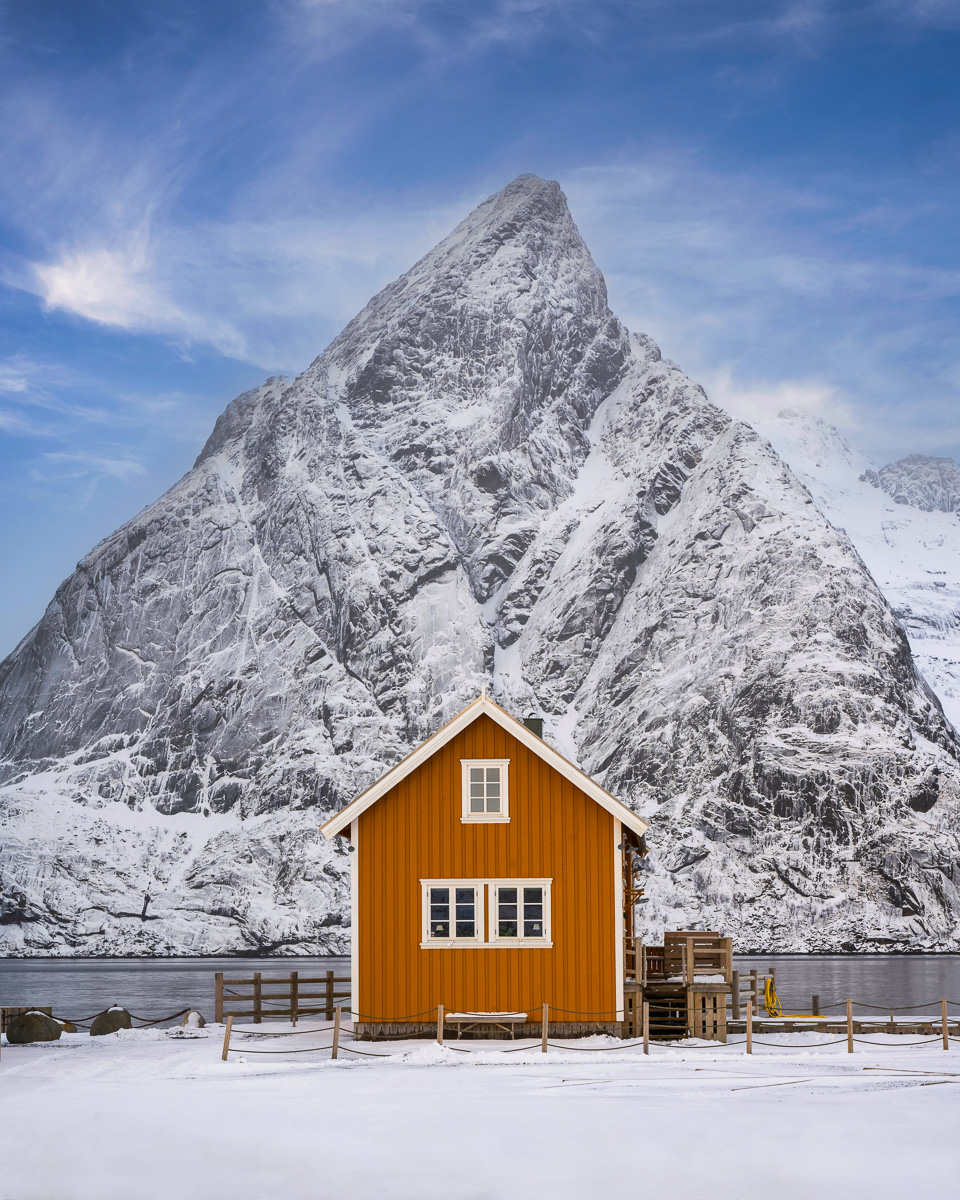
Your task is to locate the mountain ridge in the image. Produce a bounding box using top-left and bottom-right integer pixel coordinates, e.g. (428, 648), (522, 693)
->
(2, 175), (959, 954)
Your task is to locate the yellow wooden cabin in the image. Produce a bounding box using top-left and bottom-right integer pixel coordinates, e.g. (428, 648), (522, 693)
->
(320, 695), (649, 1039)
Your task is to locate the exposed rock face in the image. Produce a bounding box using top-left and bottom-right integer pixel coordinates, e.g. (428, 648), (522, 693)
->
(755, 408), (960, 736)
(862, 454), (960, 514)
(2, 174), (959, 954)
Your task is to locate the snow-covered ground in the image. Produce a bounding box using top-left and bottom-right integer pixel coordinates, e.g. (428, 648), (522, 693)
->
(2, 1024), (958, 1198)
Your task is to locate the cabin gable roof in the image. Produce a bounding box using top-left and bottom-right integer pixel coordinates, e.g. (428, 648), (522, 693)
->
(320, 695), (649, 839)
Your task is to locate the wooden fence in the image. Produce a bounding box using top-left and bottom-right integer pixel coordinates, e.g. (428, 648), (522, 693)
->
(215, 971), (351, 1024)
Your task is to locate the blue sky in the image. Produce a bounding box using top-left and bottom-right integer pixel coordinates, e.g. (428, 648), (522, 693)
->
(1, 0), (959, 656)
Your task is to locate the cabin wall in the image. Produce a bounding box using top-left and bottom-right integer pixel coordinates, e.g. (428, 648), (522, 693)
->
(355, 714), (618, 1025)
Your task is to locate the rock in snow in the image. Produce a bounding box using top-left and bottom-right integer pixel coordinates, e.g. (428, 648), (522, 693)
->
(1, 174), (959, 954)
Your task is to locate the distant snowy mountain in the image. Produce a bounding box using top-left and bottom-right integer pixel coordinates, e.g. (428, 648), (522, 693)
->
(753, 410), (960, 730)
(2, 175), (959, 955)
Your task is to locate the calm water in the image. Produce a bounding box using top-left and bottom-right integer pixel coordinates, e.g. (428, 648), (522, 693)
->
(0, 954), (957, 1023)
(0, 956), (350, 1024)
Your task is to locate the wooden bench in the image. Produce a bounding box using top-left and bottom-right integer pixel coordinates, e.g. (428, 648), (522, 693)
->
(445, 1012), (528, 1039)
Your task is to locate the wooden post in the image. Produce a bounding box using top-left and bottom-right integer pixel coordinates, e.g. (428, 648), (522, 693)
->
(746, 999), (753, 1054)
(215, 972), (224, 1024)
(942, 999), (949, 1051)
(720, 936), (733, 982)
(750, 969), (758, 1011)
(325, 970), (334, 1020)
(221, 1014), (234, 1061)
(685, 937), (695, 985)
(731, 971), (740, 1021)
(542, 1003), (548, 1053)
(253, 972), (262, 1024)
(437, 1004), (444, 1045)
(291, 971), (299, 1027)
(846, 999), (853, 1053)
(812, 994), (820, 1016)
(332, 1006), (341, 1060)
(642, 1001), (650, 1054)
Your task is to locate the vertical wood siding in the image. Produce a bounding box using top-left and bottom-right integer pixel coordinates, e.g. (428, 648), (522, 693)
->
(356, 714), (617, 1022)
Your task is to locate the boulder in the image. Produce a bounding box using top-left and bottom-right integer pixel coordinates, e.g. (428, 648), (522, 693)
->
(90, 1006), (133, 1036)
(6, 1010), (62, 1043)
(181, 1010), (206, 1028)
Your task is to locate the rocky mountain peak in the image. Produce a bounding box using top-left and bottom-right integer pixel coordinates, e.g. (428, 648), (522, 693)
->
(861, 454), (960, 515)
(2, 176), (960, 956)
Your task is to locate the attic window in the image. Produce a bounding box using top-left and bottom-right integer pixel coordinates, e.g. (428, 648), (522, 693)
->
(461, 760), (510, 823)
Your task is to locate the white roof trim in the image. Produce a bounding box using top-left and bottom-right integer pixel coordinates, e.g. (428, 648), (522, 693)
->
(320, 695), (648, 839)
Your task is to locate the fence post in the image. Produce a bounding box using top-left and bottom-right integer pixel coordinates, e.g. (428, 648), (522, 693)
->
(291, 971), (299, 1027)
(746, 999), (752, 1054)
(685, 937), (695, 985)
(215, 972), (224, 1024)
(750, 969), (758, 1012)
(332, 1007), (341, 1059)
(437, 1004), (444, 1046)
(812, 994), (820, 1017)
(642, 1001), (649, 1054)
(846, 999), (853, 1053)
(731, 970), (740, 1022)
(253, 973), (262, 1024)
(325, 970), (334, 1021)
(942, 999), (949, 1051)
(221, 1014), (234, 1061)
(542, 1004), (549, 1053)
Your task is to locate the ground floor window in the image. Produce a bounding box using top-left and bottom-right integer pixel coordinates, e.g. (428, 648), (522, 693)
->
(420, 879), (551, 947)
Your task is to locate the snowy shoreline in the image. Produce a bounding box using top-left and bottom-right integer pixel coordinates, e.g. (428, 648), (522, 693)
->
(2, 1024), (957, 1198)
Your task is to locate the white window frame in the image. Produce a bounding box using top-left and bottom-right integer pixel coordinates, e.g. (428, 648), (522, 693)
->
(487, 879), (552, 946)
(460, 759), (510, 823)
(420, 880), (485, 948)
(419, 879), (553, 948)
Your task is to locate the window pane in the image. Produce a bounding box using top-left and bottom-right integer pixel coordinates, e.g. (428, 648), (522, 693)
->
(523, 905), (542, 920)
(455, 921), (475, 937)
(456, 888), (474, 904)
(470, 768), (484, 783)
(486, 795), (500, 813)
(470, 795), (485, 812)
(485, 781), (500, 796)
(499, 920), (518, 937)
(431, 888), (449, 904)
(499, 888), (517, 903)
(523, 888), (542, 903)
(430, 905), (449, 921)
(498, 904), (517, 920)
(470, 786), (485, 801)
(430, 921), (450, 937)
(486, 767), (500, 783)
(523, 920), (543, 937)
(455, 906), (474, 921)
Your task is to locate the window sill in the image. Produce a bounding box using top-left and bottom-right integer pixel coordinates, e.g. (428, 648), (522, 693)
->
(421, 941), (554, 950)
(460, 816), (511, 824)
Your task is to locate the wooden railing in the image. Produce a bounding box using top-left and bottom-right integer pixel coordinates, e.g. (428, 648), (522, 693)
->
(215, 970), (351, 1024)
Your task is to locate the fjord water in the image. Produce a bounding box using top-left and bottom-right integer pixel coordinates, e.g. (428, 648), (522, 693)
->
(1, 955), (957, 1023)
(0, 956), (351, 1024)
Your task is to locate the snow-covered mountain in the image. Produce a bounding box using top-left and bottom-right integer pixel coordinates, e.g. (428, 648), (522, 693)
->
(753, 410), (960, 731)
(2, 175), (959, 955)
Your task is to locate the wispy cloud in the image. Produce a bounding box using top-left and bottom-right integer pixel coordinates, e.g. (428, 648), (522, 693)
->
(35, 451), (147, 484)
